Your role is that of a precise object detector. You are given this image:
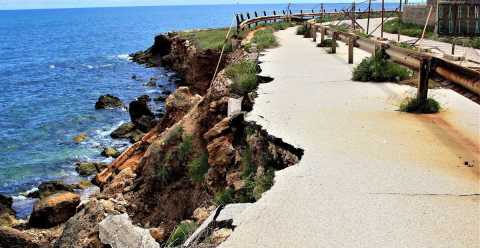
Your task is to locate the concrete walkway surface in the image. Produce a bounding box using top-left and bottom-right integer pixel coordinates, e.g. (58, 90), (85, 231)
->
(220, 27), (480, 248)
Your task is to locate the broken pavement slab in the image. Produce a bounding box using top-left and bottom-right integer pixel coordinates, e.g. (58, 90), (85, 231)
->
(99, 214), (159, 248)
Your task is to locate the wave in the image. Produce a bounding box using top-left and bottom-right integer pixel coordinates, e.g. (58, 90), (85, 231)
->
(117, 54), (131, 60)
(49, 65), (55, 69)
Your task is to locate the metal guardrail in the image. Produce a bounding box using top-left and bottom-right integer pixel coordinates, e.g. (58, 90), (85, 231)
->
(310, 22), (480, 98)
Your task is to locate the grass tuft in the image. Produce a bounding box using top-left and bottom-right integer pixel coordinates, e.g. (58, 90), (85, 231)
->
(317, 38), (338, 48)
(296, 25), (307, 35)
(252, 29), (278, 50)
(166, 221), (198, 247)
(226, 60), (258, 95)
(352, 50), (411, 82)
(178, 134), (193, 163)
(399, 97), (440, 114)
(252, 169), (275, 200)
(213, 188), (234, 206)
(188, 153), (209, 183)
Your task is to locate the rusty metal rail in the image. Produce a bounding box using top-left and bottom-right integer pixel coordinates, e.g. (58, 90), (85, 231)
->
(237, 10), (397, 30)
(314, 23), (480, 96)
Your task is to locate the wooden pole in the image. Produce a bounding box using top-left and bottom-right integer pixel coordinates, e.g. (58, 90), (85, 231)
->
(367, 0), (372, 34)
(331, 32), (337, 54)
(273, 10), (277, 22)
(398, 0), (403, 42)
(348, 36), (354, 64)
(381, 0), (385, 38)
(352, 1), (356, 30)
(236, 14), (240, 33)
(312, 25), (317, 42)
(417, 58), (431, 107)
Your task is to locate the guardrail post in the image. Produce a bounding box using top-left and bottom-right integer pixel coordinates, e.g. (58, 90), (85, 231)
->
(331, 31), (337, 54)
(236, 14), (241, 33)
(312, 25), (317, 42)
(348, 36), (354, 64)
(417, 58), (431, 107)
(320, 27), (325, 44)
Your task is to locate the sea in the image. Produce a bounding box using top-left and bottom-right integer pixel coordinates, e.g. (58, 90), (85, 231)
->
(0, 3), (398, 218)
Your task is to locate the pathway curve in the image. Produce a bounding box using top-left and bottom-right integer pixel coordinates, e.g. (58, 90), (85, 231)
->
(220, 27), (480, 248)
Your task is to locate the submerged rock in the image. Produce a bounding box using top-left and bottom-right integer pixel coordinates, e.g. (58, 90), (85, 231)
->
(0, 226), (41, 248)
(98, 214), (159, 248)
(95, 95), (123, 109)
(144, 78), (157, 87)
(110, 122), (136, 139)
(75, 162), (108, 176)
(73, 133), (88, 143)
(29, 192), (80, 228)
(101, 147), (120, 158)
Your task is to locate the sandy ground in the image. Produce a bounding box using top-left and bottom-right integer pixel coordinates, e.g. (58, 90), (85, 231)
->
(220, 27), (480, 248)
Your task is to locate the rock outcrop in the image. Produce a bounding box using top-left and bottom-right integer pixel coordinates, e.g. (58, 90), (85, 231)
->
(29, 192), (80, 228)
(95, 95), (123, 109)
(0, 194), (16, 227)
(27, 181), (77, 199)
(0, 227), (41, 248)
(75, 162), (108, 176)
(129, 99), (156, 133)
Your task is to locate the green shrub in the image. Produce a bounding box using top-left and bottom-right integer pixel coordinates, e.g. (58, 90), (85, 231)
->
(240, 145), (255, 180)
(179, 29), (232, 51)
(399, 97), (440, 114)
(213, 188), (234, 206)
(384, 18), (433, 38)
(188, 153), (209, 182)
(271, 22), (292, 31)
(317, 38), (338, 48)
(253, 169), (275, 200)
(226, 60), (258, 95)
(166, 221), (198, 247)
(252, 29), (278, 50)
(296, 25), (306, 35)
(352, 50), (411, 82)
(178, 134), (193, 163)
(155, 166), (170, 185)
(469, 37), (480, 49)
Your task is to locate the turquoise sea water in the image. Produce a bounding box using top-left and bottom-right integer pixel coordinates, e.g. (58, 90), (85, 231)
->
(0, 3), (398, 217)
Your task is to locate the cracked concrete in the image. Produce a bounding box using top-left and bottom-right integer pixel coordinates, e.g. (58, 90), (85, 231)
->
(220, 27), (480, 248)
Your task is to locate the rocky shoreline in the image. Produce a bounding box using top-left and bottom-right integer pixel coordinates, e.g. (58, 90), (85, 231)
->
(0, 27), (303, 248)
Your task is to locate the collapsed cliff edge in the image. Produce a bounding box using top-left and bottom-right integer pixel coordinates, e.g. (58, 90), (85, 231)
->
(0, 26), (303, 248)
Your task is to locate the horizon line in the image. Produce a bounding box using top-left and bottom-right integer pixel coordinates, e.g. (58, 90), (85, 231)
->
(0, 1), (413, 11)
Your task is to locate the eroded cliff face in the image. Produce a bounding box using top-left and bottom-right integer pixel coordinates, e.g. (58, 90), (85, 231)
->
(51, 31), (303, 248)
(131, 33), (226, 95)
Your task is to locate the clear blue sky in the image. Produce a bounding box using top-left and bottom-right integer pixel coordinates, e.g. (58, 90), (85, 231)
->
(0, 0), (418, 10)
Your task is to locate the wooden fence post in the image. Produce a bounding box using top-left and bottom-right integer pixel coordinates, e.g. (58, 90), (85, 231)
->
(417, 58), (431, 106)
(348, 36), (355, 64)
(263, 11), (267, 24)
(246, 13), (251, 29)
(273, 10), (277, 22)
(236, 14), (241, 33)
(254, 11), (258, 18)
(312, 25), (317, 42)
(331, 32), (337, 54)
(320, 27), (325, 44)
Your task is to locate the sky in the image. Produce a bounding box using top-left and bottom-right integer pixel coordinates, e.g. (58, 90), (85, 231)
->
(0, 0), (419, 10)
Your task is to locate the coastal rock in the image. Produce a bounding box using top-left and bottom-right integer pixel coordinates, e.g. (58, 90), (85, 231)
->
(210, 228), (232, 246)
(0, 227), (40, 248)
(129, 99), (155, 133)
(95, 95), (123, 109)
(149, 227), (167, 243)
(207, 136), (235, 168)
(192, 206), (216, 224)
(54, 198), (112, 248)
(110, 122), (136, 138)
(226, 171), (245, 191)
(27, 180), (76, 199)
(75, 162), (108, 176)
(0, 194), (16, 227)
(144, 78), (157, 87)
(137, 95), (151, 102)
(29, 192), (81, 228)
(73, 133), (88, 143)
(98, 214), (159, 248)
(101, 147), (120, 158)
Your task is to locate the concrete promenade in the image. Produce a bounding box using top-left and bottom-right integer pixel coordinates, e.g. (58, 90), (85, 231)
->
(220, 27), (480, 248)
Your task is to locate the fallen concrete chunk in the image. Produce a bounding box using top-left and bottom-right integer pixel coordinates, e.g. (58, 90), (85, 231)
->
(98, 214), (159, 248)
(216, 203), (252, 227)
(228, 97), (242, 117)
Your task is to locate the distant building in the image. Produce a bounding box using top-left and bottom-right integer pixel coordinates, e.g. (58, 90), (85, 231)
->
(402, 0), (480, 36)
(436, 0), (479, 36)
